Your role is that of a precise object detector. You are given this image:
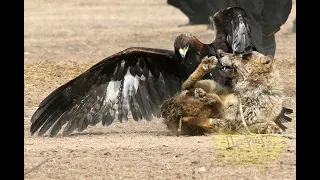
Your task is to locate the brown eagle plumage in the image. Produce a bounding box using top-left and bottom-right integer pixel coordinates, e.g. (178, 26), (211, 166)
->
(30, 7), (253, 136)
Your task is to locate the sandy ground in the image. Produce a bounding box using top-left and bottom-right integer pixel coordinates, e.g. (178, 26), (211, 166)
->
(24, 0), (296, 179)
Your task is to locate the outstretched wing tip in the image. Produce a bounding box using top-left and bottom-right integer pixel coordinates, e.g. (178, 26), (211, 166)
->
(29, 47), (182, 136)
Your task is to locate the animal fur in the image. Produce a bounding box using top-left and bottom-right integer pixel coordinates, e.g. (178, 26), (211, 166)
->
(160, 52), (292, 135)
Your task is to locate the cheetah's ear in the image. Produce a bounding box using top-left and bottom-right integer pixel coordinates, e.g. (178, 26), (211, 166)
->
(233, 53), (243, 60)
(268, 55), (274, 65)
(216, 49), (226, 58)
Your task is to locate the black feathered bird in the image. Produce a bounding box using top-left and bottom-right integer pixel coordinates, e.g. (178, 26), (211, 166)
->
(30, 7), (253, 136)
(175, 7), (253, 82)
(210, 7), (253, 55)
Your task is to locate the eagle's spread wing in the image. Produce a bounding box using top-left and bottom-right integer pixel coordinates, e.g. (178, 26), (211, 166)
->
(30, 47), (184, 136)
(212, 7), (253, 55)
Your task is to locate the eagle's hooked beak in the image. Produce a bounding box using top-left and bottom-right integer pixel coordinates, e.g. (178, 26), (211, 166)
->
(179, 45), (189, 60)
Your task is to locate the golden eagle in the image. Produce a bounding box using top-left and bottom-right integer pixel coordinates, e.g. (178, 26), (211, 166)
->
(30, 7), (253, 136)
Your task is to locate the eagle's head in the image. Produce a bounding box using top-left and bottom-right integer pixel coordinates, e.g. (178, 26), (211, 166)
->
(174, 34), (215, 75)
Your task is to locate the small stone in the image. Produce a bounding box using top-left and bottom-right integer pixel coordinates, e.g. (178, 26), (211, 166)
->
(194, 167), (206, 173)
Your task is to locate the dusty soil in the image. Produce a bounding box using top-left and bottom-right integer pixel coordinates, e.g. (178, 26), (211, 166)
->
(24, 0), (296, 179)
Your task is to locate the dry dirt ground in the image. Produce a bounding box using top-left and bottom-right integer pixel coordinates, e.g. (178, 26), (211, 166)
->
(24, 0), (296, 179)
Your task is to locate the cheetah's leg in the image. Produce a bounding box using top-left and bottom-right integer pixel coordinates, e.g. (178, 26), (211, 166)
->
(182, 56), (218, 90)
(193, 80), (217, 93)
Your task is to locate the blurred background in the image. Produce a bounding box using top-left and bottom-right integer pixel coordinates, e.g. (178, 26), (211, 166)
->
(24, 0), (296, 62)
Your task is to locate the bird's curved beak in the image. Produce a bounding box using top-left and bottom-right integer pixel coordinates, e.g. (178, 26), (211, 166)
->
(179, 46), (189, 60)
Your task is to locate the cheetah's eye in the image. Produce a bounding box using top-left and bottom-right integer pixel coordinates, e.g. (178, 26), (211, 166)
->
(263, 59), (271, 64)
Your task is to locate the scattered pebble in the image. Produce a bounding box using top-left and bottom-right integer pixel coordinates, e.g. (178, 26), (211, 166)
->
(194, 167), (206, 173)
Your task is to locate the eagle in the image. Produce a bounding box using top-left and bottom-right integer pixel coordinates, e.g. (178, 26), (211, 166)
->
(30, 7), (253, 136)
